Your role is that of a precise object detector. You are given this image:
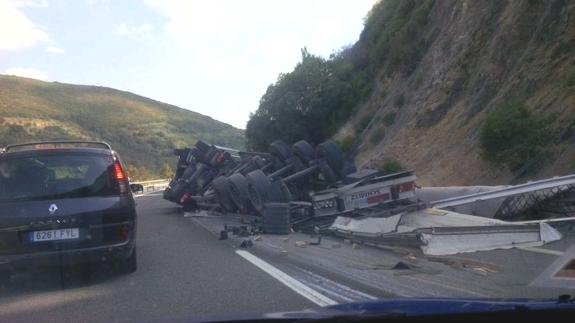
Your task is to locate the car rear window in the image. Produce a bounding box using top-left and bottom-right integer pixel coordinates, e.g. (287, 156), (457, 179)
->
(0, 152), (117, 202)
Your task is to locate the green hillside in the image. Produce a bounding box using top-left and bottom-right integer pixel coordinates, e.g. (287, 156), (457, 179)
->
(0, 75), (245, 179)
(247, 0), (575, 185)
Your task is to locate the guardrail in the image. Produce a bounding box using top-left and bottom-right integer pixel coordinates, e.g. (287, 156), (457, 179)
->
(430, 174), (575, 208)
(132, 179), (170, 193)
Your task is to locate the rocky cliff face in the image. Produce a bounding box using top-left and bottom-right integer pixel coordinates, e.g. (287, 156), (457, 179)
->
(336, 0), (575, 186)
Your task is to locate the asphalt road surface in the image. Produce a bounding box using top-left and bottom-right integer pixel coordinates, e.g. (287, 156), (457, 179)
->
(1, 193), (573, 323)
(0, 193), (313, 322)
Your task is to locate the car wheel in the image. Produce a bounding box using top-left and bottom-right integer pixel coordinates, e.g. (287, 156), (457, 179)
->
(0, 270), (12, 287)
(116, 247), (137, 274)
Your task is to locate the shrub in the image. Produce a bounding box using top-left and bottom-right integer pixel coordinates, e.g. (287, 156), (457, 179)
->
(563, 71), (575, 88)
(336, 134), (356, 152)
(394, 94), (405, 107)
(370, 127), (385, 144)
(380, 89), (388, 99)
(382, 159), (405, 174)
(358, 115), (372, 130)
(382, 112), (397, 126)
(479, 102), (550, 171)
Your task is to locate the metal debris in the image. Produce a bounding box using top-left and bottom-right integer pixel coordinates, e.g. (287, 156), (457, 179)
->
(330, 208), (563, 255)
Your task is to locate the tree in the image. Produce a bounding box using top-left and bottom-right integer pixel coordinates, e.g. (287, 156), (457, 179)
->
(125, 164), (139, 182)
(479, 102), (550, 171)
(160, 163), (173, 179)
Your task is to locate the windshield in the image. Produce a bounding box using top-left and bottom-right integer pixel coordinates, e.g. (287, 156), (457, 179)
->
(1, 0), (575, 322)
(0, 153), (116, 201)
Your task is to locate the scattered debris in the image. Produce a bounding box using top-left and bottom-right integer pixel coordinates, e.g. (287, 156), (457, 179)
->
(330, 208), (564, 255)
(279, 250), (288, 256)
(254, 235), (262, 241)
(404, 254), (417, 261)
(392, 261), (413, 270)
(427, 257), (500, 273)
(295, 241), (308, 248)
(239, 240), (253, 249)
(331, 243), (342, 249)
(282, 238), (290, 243)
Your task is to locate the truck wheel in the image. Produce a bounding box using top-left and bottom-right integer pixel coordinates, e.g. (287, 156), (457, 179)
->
(292, 140), (316, 166)
(228, 173), (251, 213)
(319, 162), (338, 185)
(262, 203), (291, 235)
(253, 156), (268, 169)
(269, 180), (293, 203)
(270, 140), (292, 163)
(171, 181), (187, 199)
(246, 170), (272, 216)
(211, 176), (237, 213)
(317, 140), (344, 179)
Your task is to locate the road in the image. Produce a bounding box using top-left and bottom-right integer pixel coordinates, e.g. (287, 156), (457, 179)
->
(0, 193), (313, 322)
(1, 193), (573, 322)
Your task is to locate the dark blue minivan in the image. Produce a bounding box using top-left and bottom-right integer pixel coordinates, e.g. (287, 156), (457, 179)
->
(0, 141), (137, 276)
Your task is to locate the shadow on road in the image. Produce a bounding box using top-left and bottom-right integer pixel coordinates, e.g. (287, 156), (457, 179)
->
(0, 262), (128, 299)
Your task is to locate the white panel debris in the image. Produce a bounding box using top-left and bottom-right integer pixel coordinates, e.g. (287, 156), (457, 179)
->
(330, 208), (564, 256)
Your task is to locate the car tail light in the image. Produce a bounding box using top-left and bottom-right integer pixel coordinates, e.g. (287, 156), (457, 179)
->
(119, 225), (130, 241)
(399, 181), (415, 193)
(111, 162), (129, 194)
(114, 163), (126, 180)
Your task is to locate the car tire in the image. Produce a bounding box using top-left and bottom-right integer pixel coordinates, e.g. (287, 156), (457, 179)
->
(228, 173), (251, 213)
(0, 270), (12, 287)
(117, 247), (137, 274)
(292, 140), (316, 167)
(211, 176), (237, 213)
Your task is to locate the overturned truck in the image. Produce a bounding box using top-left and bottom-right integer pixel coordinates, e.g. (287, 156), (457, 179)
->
(163, 140), (417, 222)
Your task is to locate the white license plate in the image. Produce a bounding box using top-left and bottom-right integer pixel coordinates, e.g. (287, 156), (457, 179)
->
(30, 228), (80, 242)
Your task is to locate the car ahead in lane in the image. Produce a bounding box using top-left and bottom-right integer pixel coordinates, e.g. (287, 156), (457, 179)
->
(0, 141), (137, 277)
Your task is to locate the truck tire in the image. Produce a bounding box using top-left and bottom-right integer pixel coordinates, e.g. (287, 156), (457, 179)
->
(270, 140), (292, 163)
(211, 176), (237, 213)
(319, 162), (338, 185)
(268, 180), (293, 203)
(317, 140), (344, 179)
(262, 203), (290, 235)
(246, 170), (272, 215)
(171, 180), (187, 199)
(228, 173), (251, 213)
(292, 140), (316, 166)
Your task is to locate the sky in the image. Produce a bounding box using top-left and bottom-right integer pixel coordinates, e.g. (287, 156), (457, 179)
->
(0, 0), (378, 129)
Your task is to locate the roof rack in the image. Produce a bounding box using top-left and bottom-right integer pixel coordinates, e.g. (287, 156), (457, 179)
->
(3, 141), (112, 153)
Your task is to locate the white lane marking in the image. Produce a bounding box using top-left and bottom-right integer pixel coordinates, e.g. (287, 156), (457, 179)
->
(235, 250), (338, 307)
(300, 268), (379, 301)
(134, 192), (162, 198)
(518, 247), (564, 256)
